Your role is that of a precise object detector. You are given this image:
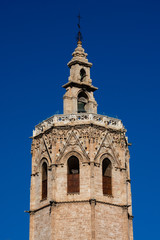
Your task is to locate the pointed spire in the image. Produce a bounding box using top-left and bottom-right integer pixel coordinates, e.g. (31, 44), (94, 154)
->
(67, 42), (92, 68)
(67, 13), (90, 66)
(72, 41), (88, 59)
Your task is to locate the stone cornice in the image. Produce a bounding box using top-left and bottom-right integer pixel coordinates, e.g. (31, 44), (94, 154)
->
(67, 59), (92, 68)
(62, 81), (98, 91)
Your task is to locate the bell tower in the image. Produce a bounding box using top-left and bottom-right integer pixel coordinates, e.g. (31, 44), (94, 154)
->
(29, 37), (133, 240)
(63, 40), (98, 115)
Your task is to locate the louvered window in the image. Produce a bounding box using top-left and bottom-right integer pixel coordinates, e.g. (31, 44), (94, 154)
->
(42, 162), (47, 199)
(102, 158), (112, 195)
(67, 156), (79, 193)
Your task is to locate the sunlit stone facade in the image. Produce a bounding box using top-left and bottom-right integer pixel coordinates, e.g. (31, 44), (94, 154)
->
(29, 40), (133, 240)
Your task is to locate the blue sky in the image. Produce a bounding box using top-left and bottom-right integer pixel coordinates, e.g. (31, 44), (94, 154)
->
(0, 0), (160, 239)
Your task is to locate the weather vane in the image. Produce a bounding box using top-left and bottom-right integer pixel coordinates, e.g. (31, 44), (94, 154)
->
(77, 14), (83, 43)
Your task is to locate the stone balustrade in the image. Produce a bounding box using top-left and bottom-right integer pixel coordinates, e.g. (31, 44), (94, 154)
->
(33, 113), (123, 137)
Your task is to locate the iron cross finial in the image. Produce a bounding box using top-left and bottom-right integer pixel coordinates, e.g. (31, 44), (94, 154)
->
(77, 13), (81, 29)
(77, 14), (83, 43)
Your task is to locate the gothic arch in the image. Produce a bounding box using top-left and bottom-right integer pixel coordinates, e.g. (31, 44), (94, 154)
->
(99, 152), (115, 166)
(39, 157), (49, 170)
(96, 147), (121, 168)
(77, 89), (89, 99)
(56, 130), (90, 163)
(61, 150), (83, 165)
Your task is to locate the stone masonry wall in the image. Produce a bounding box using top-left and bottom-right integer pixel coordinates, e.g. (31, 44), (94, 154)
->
(95, 203), (129, 240)
(54, 202), (91, 240)
(33, 207), (52, 240)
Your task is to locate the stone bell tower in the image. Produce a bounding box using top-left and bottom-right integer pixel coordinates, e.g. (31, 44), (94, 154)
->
(29, 39), (133, 240)
(63, 40), (97, 115)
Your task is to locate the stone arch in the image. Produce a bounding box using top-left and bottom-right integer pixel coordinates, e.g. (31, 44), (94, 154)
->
(77, 89), (89, 99)
(61, 150), (83, 165)
(39, 157), (49, 170)
(99, 152), (115, 166)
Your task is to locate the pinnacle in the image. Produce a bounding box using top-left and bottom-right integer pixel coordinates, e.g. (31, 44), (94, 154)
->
(71, 41), (88, 60)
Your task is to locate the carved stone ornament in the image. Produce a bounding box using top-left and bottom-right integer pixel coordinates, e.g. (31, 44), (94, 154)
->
(55, 129), (90, 163)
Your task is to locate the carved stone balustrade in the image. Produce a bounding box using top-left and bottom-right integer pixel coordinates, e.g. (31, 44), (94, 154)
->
(33, 113), (124, 137)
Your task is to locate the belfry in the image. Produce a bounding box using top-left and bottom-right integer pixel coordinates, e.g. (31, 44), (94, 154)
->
(29, 36), (133, 239)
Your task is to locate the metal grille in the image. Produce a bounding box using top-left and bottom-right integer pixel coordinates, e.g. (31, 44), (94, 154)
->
(42, 179), (47, 199)
(103, 176), (112, 195)
(67, 174), (79, 193)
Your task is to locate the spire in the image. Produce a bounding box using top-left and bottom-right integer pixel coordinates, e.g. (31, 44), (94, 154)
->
(67, 41), (91, 68)
(67, 14), (91, 67)
(62, 18), (98, 115)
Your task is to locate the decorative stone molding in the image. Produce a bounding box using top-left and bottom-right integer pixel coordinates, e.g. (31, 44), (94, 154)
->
(39, 157), (49, 170)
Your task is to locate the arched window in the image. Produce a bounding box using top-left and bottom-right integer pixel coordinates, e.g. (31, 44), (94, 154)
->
(102, 158), (112, 195)
(67, 156), (79, 193)
(77, 92), (88, 113)
(42, 162), (48, 199)
(80, 68), (86, 82)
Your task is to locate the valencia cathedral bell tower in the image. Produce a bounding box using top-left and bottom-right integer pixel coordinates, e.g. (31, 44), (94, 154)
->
(63, 39), (97, 115)
(29, 35), (133, 240)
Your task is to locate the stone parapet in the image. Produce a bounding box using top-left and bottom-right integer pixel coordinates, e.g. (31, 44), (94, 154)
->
(33, 113), (124, 137)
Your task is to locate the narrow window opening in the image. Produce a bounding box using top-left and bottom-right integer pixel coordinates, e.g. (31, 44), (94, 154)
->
(67, 156), (79, 193)
(102, 158), (112, 195)
(80, 68), (86, 82)
(42, 162), (47, 199)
